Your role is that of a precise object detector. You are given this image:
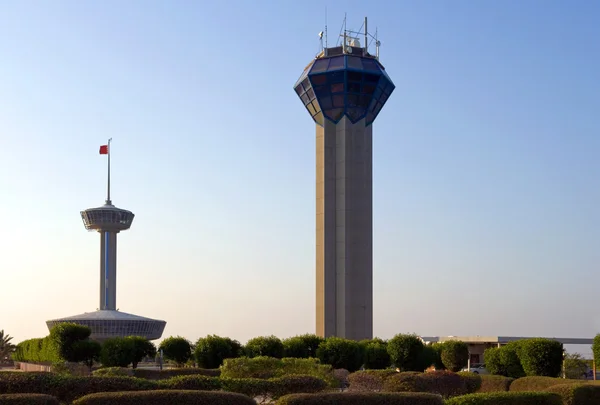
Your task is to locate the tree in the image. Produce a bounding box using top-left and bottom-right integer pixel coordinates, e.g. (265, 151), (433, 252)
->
(593, 335), (600, 375)
(100, 337), (135, 368)
(48, 323), (92, 362)
(159, 336), (192, 366)
(245, 336), (284, 359)
(518, 338), (563, 377)
(194, 335), (242, 369)
(418, 343), (442, 371)
(283, 334), (325, 358)
(564, 353), (588, 379)
(0, 330), (15, 361)
(316, 337), (364, 372)
(387, 334), (424, 372)
(361, 339), (391, 369)
(73, 340), (101, 372)
(440, 340), (469, 372)
(126, 336), (156, 369)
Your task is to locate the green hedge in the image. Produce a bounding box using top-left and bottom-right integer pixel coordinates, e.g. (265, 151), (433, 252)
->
(220, 357), (336, 386)
(132, 368), (220, 380)
(478, 375), (514, 392)
(445, 392), (562, 405)
(0, 394), (59, 404)
(92, 367), (133, 377)
(157, 375), (222, 391)
(457, 372), (482, 393)
(11, 338), (59, 363)
(509, 377), (582, 392)
(72, 390), (256, 405)
(383, 371), (479, 398)
(275, 392), (444, 405)
(546, 383), (600, 405)
(347, 370), (399, 391)
(0, 372), (157, 403)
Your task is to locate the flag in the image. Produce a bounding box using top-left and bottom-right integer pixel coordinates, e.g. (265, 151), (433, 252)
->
(99, 145), (109, 154)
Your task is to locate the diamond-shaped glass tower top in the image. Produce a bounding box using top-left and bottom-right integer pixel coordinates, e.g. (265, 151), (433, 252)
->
(294, 50), (395, 126)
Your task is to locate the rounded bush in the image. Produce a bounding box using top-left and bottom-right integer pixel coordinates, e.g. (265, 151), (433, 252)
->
(194, 335), (242, 369)
(478, 375), (514, 392)
(547, 383), (600, 405)
(72, 390), (257, 405)
(245, 336), (284, 359)
(518, 339), (563, 377)
(348, 370), (398, 392)
(315, 337), (363, 372)
(441, 341), (469, 372)
(384, 370), (478, 398)
(509, 376), (581, 392)
(457, 372), (482, 393)
(270, 375), (328, 399)
(132, 368), (220, 380)
(387, 334), (425, 372)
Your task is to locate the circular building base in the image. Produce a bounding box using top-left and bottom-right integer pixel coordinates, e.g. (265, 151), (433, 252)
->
(46, 310), (166, 341)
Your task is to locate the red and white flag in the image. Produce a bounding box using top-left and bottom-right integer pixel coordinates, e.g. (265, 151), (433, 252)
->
(99, 144), (109, 154)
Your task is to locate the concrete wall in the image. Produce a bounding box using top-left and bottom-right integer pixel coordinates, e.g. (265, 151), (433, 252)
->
(316, 117), (373, 341)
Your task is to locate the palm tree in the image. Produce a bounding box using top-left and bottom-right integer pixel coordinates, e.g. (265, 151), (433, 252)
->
(0, 330), (15, 361)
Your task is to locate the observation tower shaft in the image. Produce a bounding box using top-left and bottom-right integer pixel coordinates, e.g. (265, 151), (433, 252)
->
(294, 17), (395, 341)
(80, 139), (134, 311)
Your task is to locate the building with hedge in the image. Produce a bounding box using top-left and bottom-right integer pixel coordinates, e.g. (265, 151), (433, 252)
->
(421, 336), (593, 365)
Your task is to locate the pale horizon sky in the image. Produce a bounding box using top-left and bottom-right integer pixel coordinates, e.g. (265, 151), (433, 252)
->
(1, 1), (599, 357)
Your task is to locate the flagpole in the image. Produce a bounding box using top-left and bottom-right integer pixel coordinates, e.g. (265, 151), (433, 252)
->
(106, 138), (112, 205)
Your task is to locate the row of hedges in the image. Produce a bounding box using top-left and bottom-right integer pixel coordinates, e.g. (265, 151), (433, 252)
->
(219, 357), (338, 387)
(484, 339), (564, 378)
(0, 372), (326, 403)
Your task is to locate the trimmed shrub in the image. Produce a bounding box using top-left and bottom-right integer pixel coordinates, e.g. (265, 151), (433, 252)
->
(458, 372), (482, 393)
(478, 375), (513, 392)
(0, 394), (59, 404)
(518, 339), (563, 377)
(48, 323), (92, 362)
(509, 376), (582, 392)
(220, 357), (336, 387)
(132, 368), (220, 380)
(485, 343), (525, 378)
(157, 375), (221, 391)
(362, 339), (391, 370)
(593, 334), (600, 372)
(387, 334), (424, 372)
(92, 367), (132, 377)
(445, 392), (562, 405)
(348, 370), (398, 392)
(283, 335), (324, 359)
(270, 375), (328, 399)
(546, 383), (600, 405)
(441, 341), (469, 372)
(419, 344), (441, 371)
(384, 370), (476, 398)
(159, 336), (192, 366)
(100, 337), (135, 368)
(72, 390), (256, 405)
(316, 337), (363, 372)
(332, 368), (349, 389)
(275, 392), (444, 405)
(220, 377), (273, 399)
(194, 335), (242, 369)
(245, 336), (285, 359)
(12, 338), (59, 363)
(221, 356), (282, 379)
(0, 372), (157, 403)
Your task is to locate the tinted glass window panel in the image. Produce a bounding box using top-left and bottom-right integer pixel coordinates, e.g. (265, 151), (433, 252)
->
(358, 94), (371, 108)
(328, 56), (345, 70)
(361, 59), (380, 71)
(311, 100), (321, 113)
(366, 112), (376, 125)
(310, 74), (328, 85)
(319, 96), (333, 110)
(311, 59), (329, 73)
(348, 82), (361, 93)
(301, 93), (310, 104)
(325, 108), (344, 121)
(347, 94), (359, 107)
(301, 78), (311, 91)
(306, 88), (315, 100)
(327, 71), (345, 83)
(363, 83), (377, 94)
(307, 103), (316, 115)
(347, 71), (362, 82)
(364, 73), (379, 83)
(332, 95), (345, 108)
(295, 85), (304, 96)
(347, 56), (363, 70)
(331, 83), (344, 93)
(313, 85), (329, 97)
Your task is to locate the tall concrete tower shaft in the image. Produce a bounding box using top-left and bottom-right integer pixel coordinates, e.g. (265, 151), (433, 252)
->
(80, 139), (134, 311)
(294, 19), (395, 340)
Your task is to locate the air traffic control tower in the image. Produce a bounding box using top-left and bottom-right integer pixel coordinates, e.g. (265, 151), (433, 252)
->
(46, 140), (166, 341)
(293, 18), (395, 341)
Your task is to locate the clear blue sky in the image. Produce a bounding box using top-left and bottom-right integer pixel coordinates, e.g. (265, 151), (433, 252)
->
(1, 1), (599, 355)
